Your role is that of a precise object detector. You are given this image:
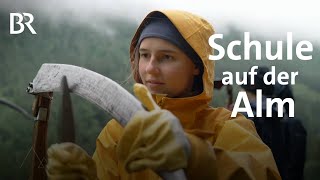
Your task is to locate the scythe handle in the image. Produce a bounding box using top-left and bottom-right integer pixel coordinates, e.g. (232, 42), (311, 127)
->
(30, 92), (52, 180)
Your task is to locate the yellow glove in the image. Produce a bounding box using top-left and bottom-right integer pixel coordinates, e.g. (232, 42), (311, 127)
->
(46, 142), (98, 180)
(117, 84), (191, 173)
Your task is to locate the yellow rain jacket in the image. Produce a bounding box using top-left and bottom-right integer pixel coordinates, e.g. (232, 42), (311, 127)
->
(93, 10), (281, 180)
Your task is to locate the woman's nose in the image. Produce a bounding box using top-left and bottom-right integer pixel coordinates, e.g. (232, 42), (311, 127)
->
(145, 56), (160, 74)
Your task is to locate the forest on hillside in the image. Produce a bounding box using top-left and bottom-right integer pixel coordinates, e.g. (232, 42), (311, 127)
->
(0, 9), (319, 179)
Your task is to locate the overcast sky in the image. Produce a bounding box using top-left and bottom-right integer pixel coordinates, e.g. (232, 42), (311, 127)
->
(1, 0), (319, 41)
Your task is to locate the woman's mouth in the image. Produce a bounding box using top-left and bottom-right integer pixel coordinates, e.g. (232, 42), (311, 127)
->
(146, 80), (164, 88)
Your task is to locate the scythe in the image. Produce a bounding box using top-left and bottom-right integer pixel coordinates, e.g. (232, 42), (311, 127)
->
(27, 63), (187, 180)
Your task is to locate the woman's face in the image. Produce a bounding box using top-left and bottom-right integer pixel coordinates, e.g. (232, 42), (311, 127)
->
(138, 37), (200, 98)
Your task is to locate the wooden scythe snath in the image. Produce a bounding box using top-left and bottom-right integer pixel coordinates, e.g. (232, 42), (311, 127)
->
(30, 92), (53, 180)
(0, 93), (52, 179)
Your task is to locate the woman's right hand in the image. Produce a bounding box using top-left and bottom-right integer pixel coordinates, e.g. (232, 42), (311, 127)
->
(46, 142), (98, 180)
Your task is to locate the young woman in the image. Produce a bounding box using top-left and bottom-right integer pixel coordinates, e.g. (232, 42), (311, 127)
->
(47, 10), (281, 180)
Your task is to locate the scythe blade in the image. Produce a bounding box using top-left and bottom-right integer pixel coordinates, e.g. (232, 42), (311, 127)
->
(27, 63), (143, 127)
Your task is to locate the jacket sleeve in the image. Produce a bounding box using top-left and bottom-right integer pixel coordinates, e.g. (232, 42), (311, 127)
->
(185, 113), (282, 180)
(92, 119), (121, 180)
(92, 119), (160, 180)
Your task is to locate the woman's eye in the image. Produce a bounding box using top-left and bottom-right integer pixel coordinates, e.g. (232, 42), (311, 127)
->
(140, 53), (149, 59)
(163, 55), (174, 61)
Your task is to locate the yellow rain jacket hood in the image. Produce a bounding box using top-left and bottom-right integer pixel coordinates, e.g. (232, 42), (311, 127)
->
(93, 10), (281, 180)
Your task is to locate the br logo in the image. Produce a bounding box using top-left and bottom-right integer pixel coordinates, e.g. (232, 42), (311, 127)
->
(10, 13), (37, 34)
